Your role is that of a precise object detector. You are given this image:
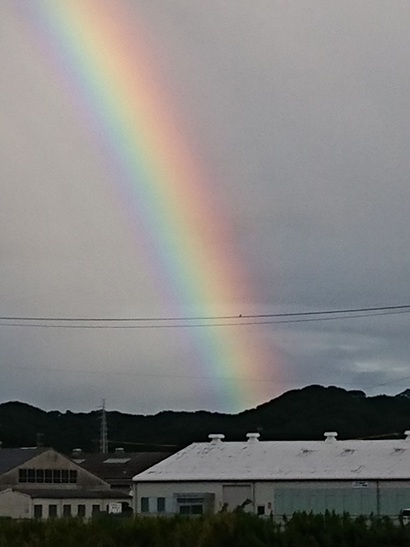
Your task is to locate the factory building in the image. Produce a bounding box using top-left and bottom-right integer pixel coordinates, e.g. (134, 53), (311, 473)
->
(0, 447), (130, 519)
(133, 431), (410, 518)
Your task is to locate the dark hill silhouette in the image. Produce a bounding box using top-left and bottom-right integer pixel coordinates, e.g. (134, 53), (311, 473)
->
(0, 385), (409, 453)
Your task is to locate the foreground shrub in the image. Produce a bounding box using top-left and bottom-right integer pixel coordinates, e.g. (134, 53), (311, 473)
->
(0, 512), (409, 547)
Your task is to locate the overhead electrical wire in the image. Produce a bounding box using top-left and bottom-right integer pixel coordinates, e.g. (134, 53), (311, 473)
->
(0, 306), (409, 329)
(0, 306), (409, 396)
(0, 309), (408, 329)
(0, 303), (410, 323)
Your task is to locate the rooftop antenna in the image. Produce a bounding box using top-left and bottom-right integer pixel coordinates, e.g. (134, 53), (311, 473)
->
(100, 399), (108, 453)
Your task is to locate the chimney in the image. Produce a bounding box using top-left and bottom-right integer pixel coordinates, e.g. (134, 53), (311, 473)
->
(246, 433), (260, 443)
(324, 432), (338, 443)
(208, 434), (225, 444)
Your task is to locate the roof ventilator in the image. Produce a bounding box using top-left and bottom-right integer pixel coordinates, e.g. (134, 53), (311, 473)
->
(324, 431), (338, 443)
(208, 434), (225, 444)
(404, 431), (410, 441)
(246, 433), (261, 443)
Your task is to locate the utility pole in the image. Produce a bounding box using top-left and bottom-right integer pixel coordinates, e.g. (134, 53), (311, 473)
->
(100, 399), (108, 453)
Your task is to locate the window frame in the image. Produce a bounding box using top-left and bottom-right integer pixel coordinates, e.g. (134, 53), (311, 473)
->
(63, 504), (71, 518)
(157, 497), (166, 513)
(141, 497), (149, 513)
(48, 504), (58, 518)
(77, 504), (86, 518)
(34, 504), (43, 519)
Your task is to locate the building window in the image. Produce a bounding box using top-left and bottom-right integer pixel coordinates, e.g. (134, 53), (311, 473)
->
(61, 470), (69, 483)
(35, 469), (44, 483)
(19, 469), (27, 483)
(179, 504), (203, 515)
(34, 505), (43, 519)
(77, 504), (86, 518)
(141, 497), (149, 513)
(53, 469), (61, 484)
(18, 468), (77, 484)
(63, 505), (71, 518)
(48, 505), (58, 518)
(257, 505), (265, 516)
(157, 497), (165, 513)
(176, 494), (210, 515)
(92, 504), (100, 515)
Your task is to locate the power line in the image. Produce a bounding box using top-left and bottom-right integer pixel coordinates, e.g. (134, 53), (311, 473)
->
(0, 304), (410, 323)
(0, 309), (409, 329)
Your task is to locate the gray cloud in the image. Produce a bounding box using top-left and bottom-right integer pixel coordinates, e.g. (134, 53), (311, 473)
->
(1, 1), (410, 413)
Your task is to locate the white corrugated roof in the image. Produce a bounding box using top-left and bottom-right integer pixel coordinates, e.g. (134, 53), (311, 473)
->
(133, 435), (410, 482)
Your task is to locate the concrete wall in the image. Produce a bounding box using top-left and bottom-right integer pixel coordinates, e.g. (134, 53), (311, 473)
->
(0, 490), (31, 519)
(30, 496), (130, 519)
(135, 481), (223, 515)
(135, 479), (410, 518)
(135, 481), (257, 515)
(0, 490), (130, 519)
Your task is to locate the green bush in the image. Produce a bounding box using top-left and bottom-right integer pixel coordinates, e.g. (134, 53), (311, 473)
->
(0, 512), (408, 547)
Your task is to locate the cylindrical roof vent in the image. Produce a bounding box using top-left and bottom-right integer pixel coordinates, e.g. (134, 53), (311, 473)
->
(404, 430), (410, 440)
(246, 433), (261, 443)
(324, 431), (338, 443)
(208, 434), (225, 444)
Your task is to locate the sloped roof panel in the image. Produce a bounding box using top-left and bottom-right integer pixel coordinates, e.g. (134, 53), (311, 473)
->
(0, 448), (43, 475)
(133, 439), (410, 482)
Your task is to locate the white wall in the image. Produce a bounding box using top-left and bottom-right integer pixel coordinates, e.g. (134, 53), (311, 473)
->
(135, 481), (224, 514)
(0, 490), (130, 519)
(136, 481), (258, 515)
(0, 490), (31, 519)
(30, 496), (130, 519)
(135, 479), (410, 518)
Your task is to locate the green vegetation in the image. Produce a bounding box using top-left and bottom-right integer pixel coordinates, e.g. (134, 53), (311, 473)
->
(0, 513), (409, 547)
(1, 385), (410, 452)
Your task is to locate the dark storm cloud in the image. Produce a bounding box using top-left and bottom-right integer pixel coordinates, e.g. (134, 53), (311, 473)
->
(1, 1), (410, 412)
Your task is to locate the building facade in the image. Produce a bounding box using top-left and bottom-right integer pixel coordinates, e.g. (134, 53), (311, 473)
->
(0, 447), (130, 519)
(133, 431), (410, 518)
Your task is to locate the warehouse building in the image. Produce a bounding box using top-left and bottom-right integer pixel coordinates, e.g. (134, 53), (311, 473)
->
(133, 431), (410, 518)
(0, 447), (130, 519)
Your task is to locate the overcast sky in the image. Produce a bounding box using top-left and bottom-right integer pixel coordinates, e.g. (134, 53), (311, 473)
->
(1, 1), (410, 415)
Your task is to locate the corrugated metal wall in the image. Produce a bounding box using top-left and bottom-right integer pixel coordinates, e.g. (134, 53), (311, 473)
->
(274, 487), (410, 517)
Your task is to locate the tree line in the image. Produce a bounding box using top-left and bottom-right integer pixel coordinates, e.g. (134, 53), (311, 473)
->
(1, 385), (409, 453)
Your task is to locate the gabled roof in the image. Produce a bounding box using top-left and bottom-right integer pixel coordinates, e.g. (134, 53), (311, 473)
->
(73, 452), (172, 483)
(134, 434), (410, 482)
(0, 448), (45, 476)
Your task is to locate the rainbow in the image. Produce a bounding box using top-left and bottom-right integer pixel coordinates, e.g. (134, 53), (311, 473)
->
(21, 0), (279, 410)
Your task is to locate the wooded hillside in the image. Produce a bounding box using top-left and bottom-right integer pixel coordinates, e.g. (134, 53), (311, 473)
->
(1, 385), (409, 453)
